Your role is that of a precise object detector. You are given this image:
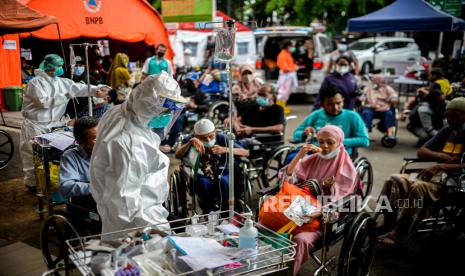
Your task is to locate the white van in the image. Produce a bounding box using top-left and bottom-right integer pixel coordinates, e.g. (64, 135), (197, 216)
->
(254, 26), (333, 95)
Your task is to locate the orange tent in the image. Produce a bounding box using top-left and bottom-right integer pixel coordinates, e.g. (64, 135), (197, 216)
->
(19, 0), (173, 58)
(0, 0), (57, 88)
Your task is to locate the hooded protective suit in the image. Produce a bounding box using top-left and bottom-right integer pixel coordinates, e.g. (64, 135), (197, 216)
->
(20, 68), (103, 188)
(90, 72), (184, 235)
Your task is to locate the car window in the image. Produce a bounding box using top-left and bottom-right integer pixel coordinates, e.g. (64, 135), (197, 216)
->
(389, 41), (410, 49)
(350, 41), (377, 51)
(183, 42), (198, 57)
(237, 42), (249, 55)
(318, 36), (333, 54)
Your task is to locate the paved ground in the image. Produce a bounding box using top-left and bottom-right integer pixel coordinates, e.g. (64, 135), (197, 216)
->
(0, 99), (463, 275)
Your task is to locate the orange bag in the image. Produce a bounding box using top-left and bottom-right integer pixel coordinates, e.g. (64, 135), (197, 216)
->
(259, 181), (321, 235)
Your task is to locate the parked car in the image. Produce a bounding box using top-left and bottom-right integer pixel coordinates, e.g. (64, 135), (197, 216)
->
(350, 37), (422, 73)
(254, 26), (333, 95)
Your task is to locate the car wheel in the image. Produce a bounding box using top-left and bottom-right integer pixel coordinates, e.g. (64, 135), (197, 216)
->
(361, 62), (373, 74)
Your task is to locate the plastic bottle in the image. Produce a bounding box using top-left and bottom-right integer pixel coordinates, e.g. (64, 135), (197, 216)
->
(238, 215), (258, 251)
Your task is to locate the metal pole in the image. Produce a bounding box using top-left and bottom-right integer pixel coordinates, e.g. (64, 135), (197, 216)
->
(372, 35), (376, 74)
(227, 62), (235, 219)
(84, 43), (93, 117)
(227, 0), (232, 17)
(225, 20), (235, 219)
(461, 32), (465, 57)
(437, 32), (444, 60)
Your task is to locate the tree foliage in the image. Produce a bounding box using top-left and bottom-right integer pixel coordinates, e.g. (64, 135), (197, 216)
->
(248, 0), (389, 34)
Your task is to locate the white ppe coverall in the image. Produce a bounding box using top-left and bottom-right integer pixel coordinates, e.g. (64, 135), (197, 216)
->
(20, 69), (100, 188)
(90, 74), (176, 235)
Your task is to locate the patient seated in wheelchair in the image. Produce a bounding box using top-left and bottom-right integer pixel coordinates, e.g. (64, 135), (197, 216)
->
(377, 97), (465, 247)
(259, 125), (358, 275)
(227, 84), (285, 147)
(359, 74), (397, 141)
(175, 119), (249, 214)
(58, 116), (98, 201)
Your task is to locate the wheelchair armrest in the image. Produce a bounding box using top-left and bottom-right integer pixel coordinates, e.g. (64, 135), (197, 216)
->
(288, 139), (301, 144)
(238, 156), (250, 164)
(257, 184), (280, 196)
(252, 133), (283, 139)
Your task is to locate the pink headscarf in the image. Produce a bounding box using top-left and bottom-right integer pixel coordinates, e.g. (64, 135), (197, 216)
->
(294, 125), (358, 202)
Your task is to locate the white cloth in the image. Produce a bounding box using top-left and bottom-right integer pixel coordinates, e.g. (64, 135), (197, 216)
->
(20, 69), (99, 187)
(277, 71), (298, 102)
(90, 74), (177, 235)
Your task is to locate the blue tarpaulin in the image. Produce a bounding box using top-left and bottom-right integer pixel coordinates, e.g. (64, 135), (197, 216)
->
(348, 0), (465, 32)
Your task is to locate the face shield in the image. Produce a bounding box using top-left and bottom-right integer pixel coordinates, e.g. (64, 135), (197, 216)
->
(148, 97), (186, 140)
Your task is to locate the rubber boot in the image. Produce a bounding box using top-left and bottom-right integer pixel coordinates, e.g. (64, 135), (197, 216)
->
(276, 99), (291, 115)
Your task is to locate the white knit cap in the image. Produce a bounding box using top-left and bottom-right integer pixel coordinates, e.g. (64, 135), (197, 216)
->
(194, 119), (215, 135)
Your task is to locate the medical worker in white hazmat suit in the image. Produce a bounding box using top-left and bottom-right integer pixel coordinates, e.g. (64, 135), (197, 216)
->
(90, 71), (187, 235)
(20, 54), (109, 191)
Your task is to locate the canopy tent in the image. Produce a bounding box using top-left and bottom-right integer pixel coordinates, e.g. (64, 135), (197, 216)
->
(348, 0), (465, 32)
(20, 0), (173, 58)
(0, 0), (57, 88)
(168, 11), (257, 67)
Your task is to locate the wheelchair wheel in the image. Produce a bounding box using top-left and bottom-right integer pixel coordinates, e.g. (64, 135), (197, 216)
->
(381, 135), (397, 148)
(354, 157), (373, 201)
(0, 130), (14, 170)
(261, 145), (294, 188)
(207, 100), (229, 128)
(167, 170), (188, 218)
(40, 211), (80, 275)
(338, 212), (376, 276)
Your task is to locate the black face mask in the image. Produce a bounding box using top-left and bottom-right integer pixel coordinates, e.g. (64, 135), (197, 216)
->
(157, 52), (165, 58)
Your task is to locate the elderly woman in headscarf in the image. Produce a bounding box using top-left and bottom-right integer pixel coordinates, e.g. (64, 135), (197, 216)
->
(107, 53), (132, 93)
(232, 64), (263, 116)
(283, 125), (358, 275)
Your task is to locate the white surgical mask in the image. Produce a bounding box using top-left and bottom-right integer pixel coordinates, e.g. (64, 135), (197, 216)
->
(336, 65), (350, 75)
(317, 148), (340, 160)
(202, 138), (216, 148)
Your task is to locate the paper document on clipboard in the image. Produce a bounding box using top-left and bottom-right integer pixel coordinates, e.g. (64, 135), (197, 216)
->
(187, 147), (201, 181)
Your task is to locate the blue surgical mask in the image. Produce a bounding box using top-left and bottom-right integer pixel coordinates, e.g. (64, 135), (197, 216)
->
(338, 44), (348, 52)
(74, 66), (85, 77)
(202, 138), (216, 148)
(148, 113), (173, 128)
(54, 67), (64, 77)
(289, 47), (296, 53)
(256, 96), (269, 107)
(317, 148), (340, 160)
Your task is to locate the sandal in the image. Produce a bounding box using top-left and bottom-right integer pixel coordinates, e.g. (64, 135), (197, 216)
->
(377, 232), (400, 247)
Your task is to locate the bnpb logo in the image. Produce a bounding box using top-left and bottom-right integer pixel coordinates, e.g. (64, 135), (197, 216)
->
(83, 0), (102, 13)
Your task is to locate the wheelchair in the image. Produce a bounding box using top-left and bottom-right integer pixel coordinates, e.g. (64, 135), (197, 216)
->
(256, 174), (376, 275)
(261, 142), (374, 201)
(167, 151), (253, 218)
(375, 156), (465, 244)
(40, 195), (101, 275)
(0, 129), (14, 170)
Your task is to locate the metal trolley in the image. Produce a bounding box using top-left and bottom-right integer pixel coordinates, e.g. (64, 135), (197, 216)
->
(32, 141), (64, 220)
(61, 211), (296, 276)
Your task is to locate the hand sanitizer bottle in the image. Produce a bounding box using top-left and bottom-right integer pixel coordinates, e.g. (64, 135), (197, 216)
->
(238, 216), (258, 252)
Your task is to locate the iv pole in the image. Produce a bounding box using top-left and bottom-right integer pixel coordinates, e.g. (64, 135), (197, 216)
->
(224, 20), (236, 219)
(69, 43), (99, 117)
